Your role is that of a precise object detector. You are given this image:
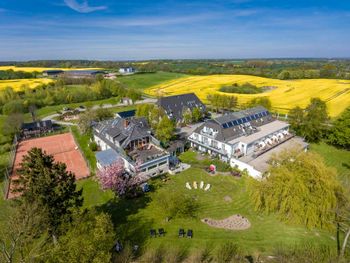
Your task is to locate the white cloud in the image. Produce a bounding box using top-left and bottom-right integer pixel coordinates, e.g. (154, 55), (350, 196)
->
(63, 0), (107, 13)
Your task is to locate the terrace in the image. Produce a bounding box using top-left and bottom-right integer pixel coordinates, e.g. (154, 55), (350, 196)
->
(128, 144), (168, 164)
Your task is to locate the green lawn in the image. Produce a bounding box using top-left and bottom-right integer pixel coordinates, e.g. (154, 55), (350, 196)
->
(310, 142), (350, 185)
(70, 126), (96, 173)
(79, 168), (335, 255)
(118, 72), (187, 91)
(179, 150), (231, 172)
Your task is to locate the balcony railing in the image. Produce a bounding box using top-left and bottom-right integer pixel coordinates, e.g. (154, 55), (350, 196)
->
(188, 137), (228, 156)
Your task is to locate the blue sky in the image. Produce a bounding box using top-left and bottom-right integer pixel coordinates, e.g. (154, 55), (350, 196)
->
(0, 0), (349, 60)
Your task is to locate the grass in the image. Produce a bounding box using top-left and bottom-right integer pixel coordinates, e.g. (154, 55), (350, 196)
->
(118, 72), (187, 91)
(145, 74), (350, 117)
(80, 168), (335, 255)
(70, 126), (97, 173)
(179, 150), (231, 172)
(310, 142), (350, 186)
(77, 178), (114, 209)
(0, 78), (53, 91)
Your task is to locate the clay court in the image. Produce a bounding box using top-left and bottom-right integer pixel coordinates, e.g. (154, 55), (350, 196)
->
(7, 133), (90, 199)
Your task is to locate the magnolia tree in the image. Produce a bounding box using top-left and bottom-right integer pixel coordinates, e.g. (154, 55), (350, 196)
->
(97, 159), (142, 197)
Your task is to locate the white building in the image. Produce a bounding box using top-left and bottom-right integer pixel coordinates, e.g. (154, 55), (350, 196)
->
(188, 106), (308, 178)
(119, 67), (136, 74)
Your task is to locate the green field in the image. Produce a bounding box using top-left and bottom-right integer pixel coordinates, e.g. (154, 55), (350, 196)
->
(311, 142), (350, 186)
(118, 72), (187, 91)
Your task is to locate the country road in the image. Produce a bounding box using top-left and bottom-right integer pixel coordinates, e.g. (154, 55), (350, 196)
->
(42, 98), (157, 126)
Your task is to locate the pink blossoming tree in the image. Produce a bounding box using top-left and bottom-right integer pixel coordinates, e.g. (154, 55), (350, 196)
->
(97, 159), (142, 197)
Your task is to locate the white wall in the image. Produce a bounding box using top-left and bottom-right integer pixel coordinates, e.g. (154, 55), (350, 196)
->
(230, 158), (262, 179)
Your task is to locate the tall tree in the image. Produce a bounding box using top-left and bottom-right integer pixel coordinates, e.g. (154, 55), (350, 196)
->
(288, 98), (329, 142)
(156, 116), (175, 144)
(13, 148), (83, 242)
(327, 107), (350, 149)
(303, 98), (329, 142)
(288, 106), (304, 135)
(47, 211), (116, 263)
(248, 149), (345, 229)
(0, 203), (45, 263)
(3, 113), (23, 136)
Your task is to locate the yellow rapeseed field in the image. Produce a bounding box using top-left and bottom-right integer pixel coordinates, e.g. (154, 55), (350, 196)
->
(0, 78), (53, 91)
(146, 75), (350, 117)
(0, 66), (102, 72)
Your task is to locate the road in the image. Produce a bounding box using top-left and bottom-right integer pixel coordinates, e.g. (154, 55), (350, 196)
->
(42, 98), (157, 126)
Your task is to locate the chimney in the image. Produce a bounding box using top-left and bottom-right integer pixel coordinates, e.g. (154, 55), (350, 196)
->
(124, 119), (130, 128)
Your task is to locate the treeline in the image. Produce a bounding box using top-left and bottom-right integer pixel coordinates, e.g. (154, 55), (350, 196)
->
(7, 59), (350, 79)
(206, 94), (272, 113)
(289, 98), (350, 150)
(0, 78), (142, 115)
(220, 82), (261, 94)
(0, 69), (38, 80)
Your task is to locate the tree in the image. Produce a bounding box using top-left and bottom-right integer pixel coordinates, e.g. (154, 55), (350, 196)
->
(248, 149), (345, 229)
(13, 148), (83, 242)
(327, 107), (350, 149)
(0, 203), (45, 263)
(288, 106), (304, 135)
(182, 108), (192, 124)
(77, 107), (113, 133)
(247, 97), (272, 110)
(288, 98), (329, 142)
(192, 107), (202, 123)
(3, 113), (23, 136)
(47, 211), (116, 263)
(96, 160), (140, 197)
(2, 100), (25, 115)
(156, 116), (175, 144)
(303, 98), (329, 142)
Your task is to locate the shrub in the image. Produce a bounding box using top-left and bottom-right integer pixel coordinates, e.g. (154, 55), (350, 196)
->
(89, 141), (98, 151)
(215, 242), (240, 263)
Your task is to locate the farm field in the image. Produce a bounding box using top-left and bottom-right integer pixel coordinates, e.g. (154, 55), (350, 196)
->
(145, 74), (350, 117)
(118, 71), (187, 91)
(0, 66), (102, 72)
(0, 78), (53, 91)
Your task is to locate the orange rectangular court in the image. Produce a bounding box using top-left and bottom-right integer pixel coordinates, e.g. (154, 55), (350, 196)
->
(7, 133), (90, 199)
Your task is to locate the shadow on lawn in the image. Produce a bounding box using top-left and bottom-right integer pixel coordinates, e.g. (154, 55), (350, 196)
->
(96, 193), (153, 248)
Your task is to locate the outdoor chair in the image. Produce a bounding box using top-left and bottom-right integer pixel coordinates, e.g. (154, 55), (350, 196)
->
(150, 229), (157, 238)
(178, 228), (185, 237)
(187, 229), (193, 238)
(204, 183), (211, 191)
(158, 228), (165, 236)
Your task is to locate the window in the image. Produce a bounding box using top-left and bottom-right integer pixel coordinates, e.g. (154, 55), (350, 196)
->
(159, 161), (167, 166)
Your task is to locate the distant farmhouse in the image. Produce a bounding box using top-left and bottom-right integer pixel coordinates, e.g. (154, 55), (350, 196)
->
(188, 106), (308, 178)
(158, 93), (206, 123)
(119, 67), (136, 74)
(64, 70), (106, 78)
(93, 117), (170, 179)
(21, 120), (53, 138)
(42, 70), (64, 78)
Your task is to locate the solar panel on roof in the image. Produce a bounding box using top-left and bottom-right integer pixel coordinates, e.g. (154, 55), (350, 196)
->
(227, 122), (233, 127)
(223, 123), (228, 128)
(246, 116), (251, 121)
(233, 120), (238, 125)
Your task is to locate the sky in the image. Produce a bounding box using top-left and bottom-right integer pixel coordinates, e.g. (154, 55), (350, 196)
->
(0, 0), (349, 60)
